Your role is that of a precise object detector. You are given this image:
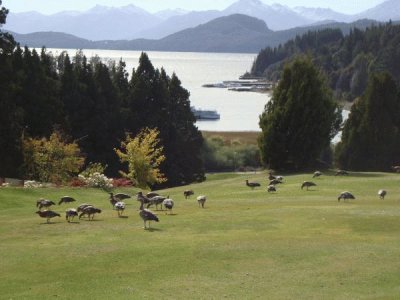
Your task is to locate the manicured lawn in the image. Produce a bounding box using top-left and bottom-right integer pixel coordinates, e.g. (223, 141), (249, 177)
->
(1, 171), (400, 299)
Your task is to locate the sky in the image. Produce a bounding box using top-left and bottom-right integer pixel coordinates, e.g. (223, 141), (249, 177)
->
(4, 0), (387, 15)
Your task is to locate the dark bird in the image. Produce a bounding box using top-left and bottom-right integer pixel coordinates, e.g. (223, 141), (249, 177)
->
(246, 180), (260, 189)
(338, 191), (355, 202)
(268, 172), (276, 181)
(138, 197), (159, 229)
(335, 170), (349, 176)
(147, 195), (167, 210)
(137, 192), (151, 206)
(77, 203), (93, 213)
(36, 199), (56, 210)
(269, 179), (282, 185)
(313, 171), (322, 178)
(65, 208), (78, 222)
(183, 190), (194, 199)
(146, 192), (159, 198)
(267, 185), (276, 192)
(378, 189), (387, 200)
(301, 181), (316, 190)
(109, 193), (118, 208)
(79, 206), (102, 220)
(163, 198), (174, 214)
(36, 210), (60, 223)
(58, 196), (76, 205)
(113, 193), (131, 201)
(114, 201), (126, 216)
(197, 195), (206, 208)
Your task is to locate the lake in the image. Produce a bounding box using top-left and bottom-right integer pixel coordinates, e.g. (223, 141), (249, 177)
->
(47, 49), (269, 132)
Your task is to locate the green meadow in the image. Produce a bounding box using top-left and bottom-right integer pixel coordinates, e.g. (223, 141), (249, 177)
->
(1, 171), (400, 299)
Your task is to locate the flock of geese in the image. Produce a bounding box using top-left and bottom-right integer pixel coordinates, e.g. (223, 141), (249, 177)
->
(35, 190), (207, 229)
(246, 170), (388, 202)
(34, 169), (389, 228)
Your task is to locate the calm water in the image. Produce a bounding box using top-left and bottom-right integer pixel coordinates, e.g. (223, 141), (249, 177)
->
(47, 49), (269, 132)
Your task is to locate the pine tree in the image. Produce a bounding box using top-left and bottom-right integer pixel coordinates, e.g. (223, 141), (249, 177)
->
(335, 72), (400, 170)
(258, 56), (342, 170)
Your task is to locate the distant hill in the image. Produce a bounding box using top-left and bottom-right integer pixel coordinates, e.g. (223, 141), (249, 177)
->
(10, 15), (380, 54)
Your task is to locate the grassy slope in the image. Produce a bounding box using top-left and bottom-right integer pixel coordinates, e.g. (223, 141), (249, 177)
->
(201, 131), (259, 145)
(1, 171), (400, 299)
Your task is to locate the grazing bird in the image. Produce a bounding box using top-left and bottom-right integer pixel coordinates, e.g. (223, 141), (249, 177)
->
(58, 196), (76, 205)
(138, 197), (159, 229)
(36, 199), (56, 210)
(147, 195), (166, 210)
(79, 206), (101, 220)
(335, 170), (349, 176)
(267, 185), (276, 192)
(246, 180), (260, 189)
(146, 192), (159, 198)
(114, 201), (126, 216)
(276, 176), (284, 181)
(137, 192), (151, 206)
(36, 210), (60, 223)
(378, 189), (387, 200)
(269, 179), (282, 185)
(338, 191), (355, 202)
(163, 198), (174, 215)
(183, 190), (194, 199)
(65, 208), (78, 222)
(77, 203), (93, 213)
(301, 181), (316, 190)
(113, 193), (131, 201)
(391, 166), (400, 173)
(197, 195), (206, 208)
(313, 171), (322, 178)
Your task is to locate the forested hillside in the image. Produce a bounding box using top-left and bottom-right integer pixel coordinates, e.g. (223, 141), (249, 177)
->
(250, 22), (400, 101)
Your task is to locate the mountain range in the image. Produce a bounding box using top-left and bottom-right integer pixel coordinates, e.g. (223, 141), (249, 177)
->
(9, 15), (380, 54)
(4, 0), (399, 41)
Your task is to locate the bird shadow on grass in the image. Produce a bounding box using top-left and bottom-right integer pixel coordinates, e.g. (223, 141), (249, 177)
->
(118, 216), (129, 219)
(67, 221), (80, 224)
(164, 213), (177, 216)
(144, 227), (162, 232)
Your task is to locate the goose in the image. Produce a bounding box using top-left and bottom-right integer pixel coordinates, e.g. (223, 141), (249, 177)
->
(338, 191), (355, 202)
(267, 185), (276, 192)
(335, 170), (349, 176)
(58, 196), (76, 205)
(268, 172), (276, 180)
(269, 179), (282, 185)
(313, 171), (322, 178)
(146, 192), (159, 198)
(301, 181), (316, 190)
(138, 197), (159, 229)
(197, 195), (206, 208)
(77, 203), (93, 213)
(183, 190), (194, 199)
(113, 193), (131, 201)
(246, 180), (260, 189)
(36, 210), (60, 223)
(137, 192), (151, 206)
(147, 195), (167, 210)
(114, 201), (126, 216)
(378, 189), (387, 200)
(36, 199), (56, 210)
(65, 208), (78, 222)
(79, 206), (101, 220)
(163, 198), (174, 215)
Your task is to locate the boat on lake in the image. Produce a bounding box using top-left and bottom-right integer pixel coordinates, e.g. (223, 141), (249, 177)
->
(191, 107), (220, 120)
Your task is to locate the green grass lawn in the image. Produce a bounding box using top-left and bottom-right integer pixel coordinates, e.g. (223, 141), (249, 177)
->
(1, 171), (400, 299)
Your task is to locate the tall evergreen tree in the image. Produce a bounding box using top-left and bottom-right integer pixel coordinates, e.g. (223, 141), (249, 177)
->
(0, 1), (23, 177)
(335, 72), (400, 170)
(258, 56), (342, 170)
